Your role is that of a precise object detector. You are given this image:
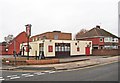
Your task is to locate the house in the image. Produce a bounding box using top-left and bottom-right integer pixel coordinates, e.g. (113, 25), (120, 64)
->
(76, 25), (119, 55)
(20, 39), (92, 58)
(76, 25), (119, 50)
(0, 31), (28, 55)
(30, 31), (72, 42)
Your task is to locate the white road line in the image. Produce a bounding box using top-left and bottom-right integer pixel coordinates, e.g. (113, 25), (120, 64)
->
(10, 76), (20, 80)
(24, 75), (34, 77)
(43, 71), (56, 74)
(21, 73), (30, 76)
(34, 72), (45, 75)
(0, 77), (3, 78)
(43, 71), (51, 73)
(48, 71), (56, 74)
(7, 75), (18, 77)
(0, 79), (5, 80)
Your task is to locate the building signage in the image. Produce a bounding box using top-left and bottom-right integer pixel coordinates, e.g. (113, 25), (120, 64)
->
(26, 24), (31, 36)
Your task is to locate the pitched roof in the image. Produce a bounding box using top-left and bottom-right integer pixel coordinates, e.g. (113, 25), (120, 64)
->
(76, 26), (118, 39)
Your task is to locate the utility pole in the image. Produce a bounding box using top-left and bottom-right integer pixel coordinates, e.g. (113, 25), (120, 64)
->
(25, 24), (32, 60)
(13, 39), (16, 65)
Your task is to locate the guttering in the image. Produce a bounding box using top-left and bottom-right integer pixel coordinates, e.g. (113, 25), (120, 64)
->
(76, 36), (105, 39)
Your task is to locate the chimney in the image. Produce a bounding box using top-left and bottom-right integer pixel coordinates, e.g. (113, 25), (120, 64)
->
(96, 25), (100, 29)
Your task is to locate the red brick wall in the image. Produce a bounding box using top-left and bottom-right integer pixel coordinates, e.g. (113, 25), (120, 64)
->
(1, 31), (28, 55)
(31, 32), (72, 41)
(92, 49), (119, 56)
(80, 37), (104, 46)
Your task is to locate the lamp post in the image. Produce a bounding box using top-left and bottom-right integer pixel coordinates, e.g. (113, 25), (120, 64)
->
(25, 24), (32, 60)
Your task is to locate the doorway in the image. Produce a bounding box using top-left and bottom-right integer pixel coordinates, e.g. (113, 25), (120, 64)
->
(85, 47), (90, 55)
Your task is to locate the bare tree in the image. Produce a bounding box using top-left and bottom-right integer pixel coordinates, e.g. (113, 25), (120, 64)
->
(75, 29), (88, 39)
(4, 34), (14, 43)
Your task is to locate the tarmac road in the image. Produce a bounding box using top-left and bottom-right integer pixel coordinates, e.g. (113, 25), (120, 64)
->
(1, 62), (118, 81)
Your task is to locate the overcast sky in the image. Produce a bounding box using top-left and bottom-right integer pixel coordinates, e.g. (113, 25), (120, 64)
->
(0, 0), (119, 42)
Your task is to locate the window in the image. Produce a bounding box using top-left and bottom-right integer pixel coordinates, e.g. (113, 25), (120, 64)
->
(55, 47), (58, 51)
(36, 37), (38, 41)
(48, 45), (53, 52)
(62, 46), (64, 51)
(32, 38), (34, 41)
(100, 38), (103, 42)
(37, 37), (39, 41)
(68, 47), (70, 51)
(55, 43), (70, 52)
(54, 35), (58, 40)
(65, 46), (67, 51)
(42, 36), (47, 40)
(93, 46), (99, 49)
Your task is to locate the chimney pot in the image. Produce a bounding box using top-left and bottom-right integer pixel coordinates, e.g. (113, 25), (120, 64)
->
(96, 25), (100, 28)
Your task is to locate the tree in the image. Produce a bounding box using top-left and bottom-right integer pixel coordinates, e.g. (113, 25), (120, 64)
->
(4, 34), (14, 43)
(75, 29), (88, 39)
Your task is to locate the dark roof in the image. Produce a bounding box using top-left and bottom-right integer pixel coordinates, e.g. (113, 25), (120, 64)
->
(76, 26), (118, 39)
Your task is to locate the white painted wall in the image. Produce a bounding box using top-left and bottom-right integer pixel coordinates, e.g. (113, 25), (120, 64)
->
(70, 41), (92, 56)
(21, 39), (92, 57)
(44, 40), (55, 57)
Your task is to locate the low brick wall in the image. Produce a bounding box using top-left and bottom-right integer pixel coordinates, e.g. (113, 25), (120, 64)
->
(26, 59), (59, 65)
(2, 58), (59, 65)
(92, 49), (119, 56)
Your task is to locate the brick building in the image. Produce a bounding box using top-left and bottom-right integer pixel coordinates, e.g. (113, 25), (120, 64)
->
(0, 31), (28, 55)
(31, 31), (72, 42)
(76, 26), (119, 50)
(76, 25), (119, 55)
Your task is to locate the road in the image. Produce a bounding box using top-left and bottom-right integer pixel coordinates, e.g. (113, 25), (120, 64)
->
(0, 62), (118, 81)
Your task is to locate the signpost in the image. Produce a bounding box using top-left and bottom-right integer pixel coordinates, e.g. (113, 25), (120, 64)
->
(25, 24), (32, 60)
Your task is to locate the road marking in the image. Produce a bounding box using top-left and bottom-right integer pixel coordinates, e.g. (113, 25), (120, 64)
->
(24, 75), (34, 77)
(10, 76), (20, 80)
(0, 78), (5, 80)
(0, 77), (3, 78)
(34, 72), (45, 75)
(48, 71), (56, 74)
(21, 73), (30, 76)
(43, 71), (51, 73)
(7, 75), (18, 77)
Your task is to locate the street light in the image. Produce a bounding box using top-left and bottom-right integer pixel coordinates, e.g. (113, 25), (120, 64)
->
(25, 24), (32, 60)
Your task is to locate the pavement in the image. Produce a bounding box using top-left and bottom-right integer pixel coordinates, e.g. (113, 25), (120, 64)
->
(0, 55), (119, 71)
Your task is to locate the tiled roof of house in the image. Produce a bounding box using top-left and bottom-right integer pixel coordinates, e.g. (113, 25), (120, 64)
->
(76, 26), (118, 39)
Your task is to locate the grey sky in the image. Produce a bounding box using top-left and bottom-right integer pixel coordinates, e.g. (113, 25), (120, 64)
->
(0, 0), (119, 42)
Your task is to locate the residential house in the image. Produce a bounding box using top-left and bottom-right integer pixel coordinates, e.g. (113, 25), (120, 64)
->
(76, 25), (119, 55)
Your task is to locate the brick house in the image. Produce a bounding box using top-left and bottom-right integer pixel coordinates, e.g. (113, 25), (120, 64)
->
(0, 31), (28, 55)
(76, 26), (119, 55)
(31, 31), (72, 42)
